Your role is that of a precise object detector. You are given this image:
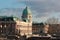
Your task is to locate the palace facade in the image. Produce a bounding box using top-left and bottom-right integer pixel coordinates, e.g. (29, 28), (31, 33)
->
(0, 6), (51, 37)
(0, 6), (32, 36)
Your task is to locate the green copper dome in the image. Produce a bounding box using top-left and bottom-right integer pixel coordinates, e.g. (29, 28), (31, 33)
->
(22, 6), (32, 16)
(22, 6), (32, 22)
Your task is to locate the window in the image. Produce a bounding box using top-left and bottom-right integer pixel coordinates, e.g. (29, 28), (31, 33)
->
(0, 25), (2, 28)
(23, 20), (26, 22)
(4, 25), (6, 28)
(29, 16), (31, 18)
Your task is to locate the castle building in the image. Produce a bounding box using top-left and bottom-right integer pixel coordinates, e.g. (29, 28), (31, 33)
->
(0, 16), (16, 35)
(16, 6), (32, 36)
(32, 23), (44, 34)
(0, 6), (50, 37)
(32, 23), (49, 35)
(0, 6), (32, 36)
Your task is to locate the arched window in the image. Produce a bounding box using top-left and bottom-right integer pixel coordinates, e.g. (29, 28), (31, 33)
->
(29, 16), (31, 18)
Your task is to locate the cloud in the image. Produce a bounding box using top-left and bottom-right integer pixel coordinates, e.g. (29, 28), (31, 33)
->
(0, 0), (60, 22)
(21, 0), (60, 18)
(0, 8), (23, 19)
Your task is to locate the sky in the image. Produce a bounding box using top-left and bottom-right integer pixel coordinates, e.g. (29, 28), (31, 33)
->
(0, 0), (60, 23)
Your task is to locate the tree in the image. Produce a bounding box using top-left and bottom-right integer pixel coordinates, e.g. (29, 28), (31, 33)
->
(45, 17), (59, 24)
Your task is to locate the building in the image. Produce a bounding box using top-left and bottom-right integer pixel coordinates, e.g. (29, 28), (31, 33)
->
(0, 6), (32, 36)
(32, 23), (49, 35)
(16, 6), (32, 36)
(0, 6), (55, 37)
(32, 22), (60, 36)
(32, 23), (44, 34)
(48, 24), (60, 34)
(0, 16), (16, 35)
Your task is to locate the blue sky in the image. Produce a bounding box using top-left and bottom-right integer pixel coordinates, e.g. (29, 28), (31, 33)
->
(0, 0), (26, 8)
(0, 0), (60, 23)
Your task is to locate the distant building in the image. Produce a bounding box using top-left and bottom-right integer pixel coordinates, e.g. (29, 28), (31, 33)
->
(32, 23), (44, 34)
(32, 23), (49, 35)
(48, 24), (60, 34)
(43, 24), (49, 34)
(32, 23), (60, 35)
(0, 16), (16, 35)
(0, 6), (32, 36)
(0, 6), (59, 37)
(16, 6), (32, 36)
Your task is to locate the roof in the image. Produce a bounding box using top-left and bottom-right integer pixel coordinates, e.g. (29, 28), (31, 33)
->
(0, 16), (20, 21)
(32, 23), (44, 25)
(22, 6), (32, 16)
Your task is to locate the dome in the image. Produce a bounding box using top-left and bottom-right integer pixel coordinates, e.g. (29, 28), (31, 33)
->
(22, 6), (32, 16)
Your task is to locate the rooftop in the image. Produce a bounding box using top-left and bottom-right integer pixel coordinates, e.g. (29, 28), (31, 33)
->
(0, 16), (20, 21)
